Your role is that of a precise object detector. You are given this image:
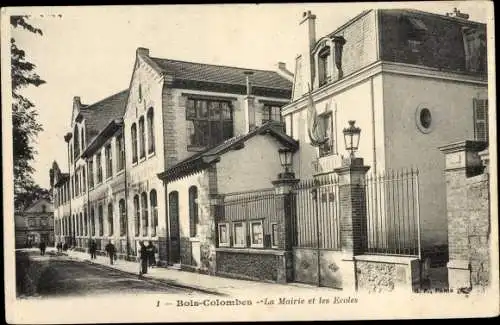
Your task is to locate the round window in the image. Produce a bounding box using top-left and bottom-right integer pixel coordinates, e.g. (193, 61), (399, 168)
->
(420, 108), (432, 129)
(415, 105), (433, 134)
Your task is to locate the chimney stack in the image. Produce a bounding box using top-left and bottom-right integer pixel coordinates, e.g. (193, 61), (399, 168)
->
(73, 96), (81, 107)
(276, 62), (294, 81)
(446, 8), (470, 20)
(243, 71), (256, 133)
(300, 10), (317, 89)
(244, 70), (254, 96)
(136, 47), (150, 57)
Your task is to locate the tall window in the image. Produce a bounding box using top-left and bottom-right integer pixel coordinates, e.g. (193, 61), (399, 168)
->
(141, 192), (148, 237)
(189, 186), (198, 238)
(90, 207), (95, 236)
(75, 172), (79, 196)
(96, 153), (103, 183)
(105, 144), (112, 179)
(318, 46), (332, 86)
(119, 199), (126, 236)
(116, 133), (125, 171)
(74, 125), (80, 159)
(107, 203), (114, 236)
(150, 190), (158, 237)
(147, 108), (155, 154)
(82, 168), (86, 193)
(131, 123), (138, 163)
(139, 117), (146, 159)
(262, 104), (282, 124)
(84, 209), (88, 236)
(88, 160), (94, 188)
(473, 98), (489, 143)
(134, 195), (140, 236)
(80, 128), (85, 151)
(69, 147), (73, 164)
(186, 99), (233, 149)
(98, 204), (104, 236)
(319, 112), (334, 157)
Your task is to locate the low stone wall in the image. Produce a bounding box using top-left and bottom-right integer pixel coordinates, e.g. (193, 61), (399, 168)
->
(215, 248), (286, 283)
(355, 255), (421, 293)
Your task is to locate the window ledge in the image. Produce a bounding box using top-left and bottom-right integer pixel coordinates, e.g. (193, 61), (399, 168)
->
(132, 161), (138, 167)
(147, 151), (156, 159)
(139, 156), (146, 163)
(189, 237), (200, 242)
(116, 170), (125, 177)
(187, 145), (206, 152)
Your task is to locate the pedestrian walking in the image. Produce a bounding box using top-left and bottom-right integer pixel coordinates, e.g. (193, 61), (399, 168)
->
(138, 241), (148, 277)
(105, 241), (116, 265)
(146, 241), (157, 268)
(90, 240), (97, 260)
(39, 241), (46, 256)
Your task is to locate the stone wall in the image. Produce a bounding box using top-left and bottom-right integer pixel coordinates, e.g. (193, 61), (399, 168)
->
(440, 141), (490, 291)
(355, 255), (421, 293)
(216, 249), (284, 282)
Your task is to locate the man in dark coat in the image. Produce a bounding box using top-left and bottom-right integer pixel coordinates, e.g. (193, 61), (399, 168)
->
(39, 241), (46, 256)
(146, 241), (157, 268)
(105, 241), (116, 265)
(89, 240), (97, 260)
(139, 241), (148, 277)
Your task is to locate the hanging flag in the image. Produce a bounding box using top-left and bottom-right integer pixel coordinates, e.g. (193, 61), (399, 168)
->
(306, 84), (328, 147)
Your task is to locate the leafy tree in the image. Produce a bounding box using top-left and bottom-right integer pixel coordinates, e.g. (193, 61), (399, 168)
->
(11, 16), (46, 211)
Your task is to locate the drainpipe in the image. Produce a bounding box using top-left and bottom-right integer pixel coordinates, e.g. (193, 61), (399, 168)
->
(123, 123), (130, 261)
(370, 77), (377, 176)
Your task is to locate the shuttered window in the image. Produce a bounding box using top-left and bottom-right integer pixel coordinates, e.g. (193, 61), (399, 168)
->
(473, 98), (488, 143)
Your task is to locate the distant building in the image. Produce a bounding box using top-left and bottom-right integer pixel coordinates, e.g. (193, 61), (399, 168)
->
(282, 8), (488, 261)
(15, 198), (54, 248)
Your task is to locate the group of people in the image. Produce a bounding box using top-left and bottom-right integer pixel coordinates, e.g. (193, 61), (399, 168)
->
(55, 242), (68, 253)
(138, 241), (157, 277)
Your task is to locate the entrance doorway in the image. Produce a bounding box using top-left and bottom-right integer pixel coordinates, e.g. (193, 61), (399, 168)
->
(168, 191), (181, 264)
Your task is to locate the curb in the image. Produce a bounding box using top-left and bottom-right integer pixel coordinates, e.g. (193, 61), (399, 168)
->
(63, 253), (226, 296)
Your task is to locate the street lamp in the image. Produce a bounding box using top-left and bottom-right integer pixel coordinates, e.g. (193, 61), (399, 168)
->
(343, 120), (361, 157)
(278, 147), (294, 179)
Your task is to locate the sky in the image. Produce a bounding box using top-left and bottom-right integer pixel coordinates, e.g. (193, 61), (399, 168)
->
(7, 2), (491, 189)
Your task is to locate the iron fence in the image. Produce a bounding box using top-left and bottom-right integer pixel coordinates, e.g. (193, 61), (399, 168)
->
(292, 174), (341, 250)
(365, 169), (421, 257)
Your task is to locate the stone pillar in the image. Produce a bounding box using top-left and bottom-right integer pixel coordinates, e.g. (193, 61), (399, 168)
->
(272, 176), (300, 284)
(243, 95), (256, 133)
(334, 157), (370, 291)
(439, 140), (488, 289)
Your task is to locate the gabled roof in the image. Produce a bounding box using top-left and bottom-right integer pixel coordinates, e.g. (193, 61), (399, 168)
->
(78, 90), (128, 144)
(158, 121), (299, 182)
(150, 58), (293, 91)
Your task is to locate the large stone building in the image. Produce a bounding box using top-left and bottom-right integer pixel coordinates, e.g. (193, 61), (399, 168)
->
(15, 198), (54, 248)
(282, 8), (488, 262)
(50, 48), (294, 262)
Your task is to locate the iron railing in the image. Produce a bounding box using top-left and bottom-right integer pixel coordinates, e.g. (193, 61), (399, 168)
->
(365, 169), (421, 257)
(292, 174), (341, 250)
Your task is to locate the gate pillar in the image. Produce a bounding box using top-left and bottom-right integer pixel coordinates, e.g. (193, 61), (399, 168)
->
(334, 156), (370, 291)
(272, 175), (299, 284)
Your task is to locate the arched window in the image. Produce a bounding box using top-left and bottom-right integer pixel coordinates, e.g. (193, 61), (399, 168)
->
(139, 116), (145, 159)
(147, 108), (155, 154)
(141, 192), (148, 237)
(189, 186), (198, 237)
(84, 209), (88, 236)
(108, 203), (114, 236)
(150, 190), (158, 237)
(119, 199), (126, 236)
(90, 207), (95, 236)
(74, 125), (79, 158)
(131, 123), (138, 163)
(80, 128), (85, 151)
(134, 195), (140, 236)
(98, 204), (104, 236)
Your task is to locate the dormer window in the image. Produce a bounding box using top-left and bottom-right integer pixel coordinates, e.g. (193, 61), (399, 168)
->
(400, 15), (427, 55)
(318, 46), (332, 87)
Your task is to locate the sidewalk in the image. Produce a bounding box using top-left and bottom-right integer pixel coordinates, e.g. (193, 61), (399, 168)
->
(59, 248), (341, 297)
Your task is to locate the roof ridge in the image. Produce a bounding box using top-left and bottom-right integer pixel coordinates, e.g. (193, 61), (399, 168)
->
(150, 57), (279, 74)
(84, 89), (129, 110)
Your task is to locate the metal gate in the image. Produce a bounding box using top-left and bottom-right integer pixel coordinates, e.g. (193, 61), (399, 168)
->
(291, 174), (342, 288)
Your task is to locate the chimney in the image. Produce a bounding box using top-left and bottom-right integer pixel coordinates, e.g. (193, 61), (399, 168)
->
(137, 47), (150, 57)
(243, 71), (256, 133)
(276, 61), (294, 81)
(446, 8), (470, 20)
(300, 10), (317, 88)
(73, 96), (81, 108)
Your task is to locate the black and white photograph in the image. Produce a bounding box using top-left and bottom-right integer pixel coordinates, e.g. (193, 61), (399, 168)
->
(2, 2), (498, 322)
